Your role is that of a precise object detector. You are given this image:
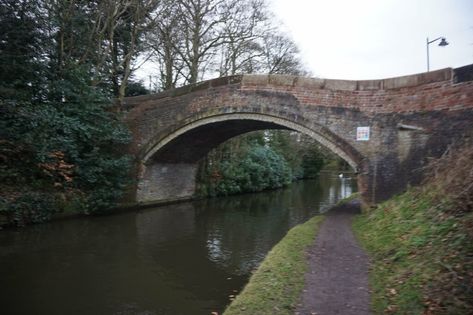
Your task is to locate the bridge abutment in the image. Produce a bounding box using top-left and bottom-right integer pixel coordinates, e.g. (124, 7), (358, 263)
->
(137, 163), (198, 204)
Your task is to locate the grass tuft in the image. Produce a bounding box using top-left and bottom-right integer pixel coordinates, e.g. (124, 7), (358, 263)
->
(223, 216), (324, 315)
(335, 192), (360, 206)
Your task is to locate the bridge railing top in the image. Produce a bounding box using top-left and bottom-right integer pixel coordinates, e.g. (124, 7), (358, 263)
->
(123, 75), (243, 107)
(241, 67), (453, 91)
(123, 64), (473, 108)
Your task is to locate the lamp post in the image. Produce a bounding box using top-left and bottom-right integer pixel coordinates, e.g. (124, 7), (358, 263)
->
(426, 37), (449, 72)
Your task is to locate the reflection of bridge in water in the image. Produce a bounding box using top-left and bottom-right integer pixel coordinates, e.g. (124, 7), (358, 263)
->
(124, 65), (473, 206)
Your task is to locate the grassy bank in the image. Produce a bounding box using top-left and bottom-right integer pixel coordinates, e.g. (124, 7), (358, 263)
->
(353, 145), (473, 314)
(223, 216), (324, 315)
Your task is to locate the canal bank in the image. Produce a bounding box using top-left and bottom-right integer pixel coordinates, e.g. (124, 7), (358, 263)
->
(223, 197), (370, 315)
(353, 188), (473, 314)
(224, 191), (472, 315)
(352, 143), (473, 314)
(224, 143), (473, 315)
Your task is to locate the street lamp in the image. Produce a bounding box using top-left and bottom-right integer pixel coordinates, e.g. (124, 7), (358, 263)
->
(426, 36), (449, 72)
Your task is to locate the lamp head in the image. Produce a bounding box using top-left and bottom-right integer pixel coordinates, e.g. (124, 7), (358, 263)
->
(438, 37), (449, 46)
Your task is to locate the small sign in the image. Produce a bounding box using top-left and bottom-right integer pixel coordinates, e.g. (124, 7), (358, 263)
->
(356, 127), (370, 141)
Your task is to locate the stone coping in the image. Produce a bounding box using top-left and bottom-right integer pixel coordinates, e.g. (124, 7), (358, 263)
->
(123, 64), (473, 107)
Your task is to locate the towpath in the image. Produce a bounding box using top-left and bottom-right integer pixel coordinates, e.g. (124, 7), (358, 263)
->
(295, 200), (371, 315)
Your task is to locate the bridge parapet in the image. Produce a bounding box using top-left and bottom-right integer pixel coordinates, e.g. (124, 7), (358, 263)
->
(241, 67), (452, 91)
(125, 66), (473, 114)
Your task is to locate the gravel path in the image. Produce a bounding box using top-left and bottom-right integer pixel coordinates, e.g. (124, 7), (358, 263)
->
(295, 200), (371, 315)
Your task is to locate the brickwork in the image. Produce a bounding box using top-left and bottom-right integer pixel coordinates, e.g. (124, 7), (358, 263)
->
(123, 65), (473, 206)
(137, 163), (197, 204)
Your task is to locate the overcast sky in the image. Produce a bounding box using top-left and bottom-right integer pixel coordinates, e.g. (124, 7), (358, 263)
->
(270, 0), (473, 79)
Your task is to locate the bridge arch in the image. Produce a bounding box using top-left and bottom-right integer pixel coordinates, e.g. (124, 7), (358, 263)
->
(142, 113), (362, 169)
(136, 112), (367, 204)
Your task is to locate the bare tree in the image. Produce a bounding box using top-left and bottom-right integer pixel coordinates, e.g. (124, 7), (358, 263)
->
(149, 0), (229, 89)
(45, 0), (159, 104)
(215, 0), (307, 76)
(216, 0), (267, 76)
(147, 0), (307, 91)
(259, 32), (307, 75)
(173, 0), (228, 84)
(148, 0), (185, 90)
(99, 0), (159, 103)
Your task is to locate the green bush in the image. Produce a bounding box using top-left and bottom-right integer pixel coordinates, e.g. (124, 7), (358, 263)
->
(204, 145), (293, 196)
(301, 149), (325, 178)
(0, 192), (62, 227)
(0, 67), (132, 222)
(0, 1), (133, 225)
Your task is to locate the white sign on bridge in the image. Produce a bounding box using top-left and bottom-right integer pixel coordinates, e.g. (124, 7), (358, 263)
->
(356, 127), (370, 141)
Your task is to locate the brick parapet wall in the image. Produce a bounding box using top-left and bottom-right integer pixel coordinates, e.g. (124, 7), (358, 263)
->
(124, 66), (473, 115)
(240, 69), (473, 113)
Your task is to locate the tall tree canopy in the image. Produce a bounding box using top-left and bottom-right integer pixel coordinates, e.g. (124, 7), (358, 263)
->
(0, 0), (140, 226)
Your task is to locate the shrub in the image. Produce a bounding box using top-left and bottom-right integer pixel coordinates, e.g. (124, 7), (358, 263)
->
(0, 192), (62, 227)
(424, 141), (473, 215)
(204, 145), (293, 196)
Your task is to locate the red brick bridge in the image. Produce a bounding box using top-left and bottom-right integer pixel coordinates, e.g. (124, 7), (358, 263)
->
(124, 65), (473, 206)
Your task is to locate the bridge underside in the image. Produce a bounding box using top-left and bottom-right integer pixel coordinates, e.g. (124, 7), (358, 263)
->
(150, 120), (288, 163)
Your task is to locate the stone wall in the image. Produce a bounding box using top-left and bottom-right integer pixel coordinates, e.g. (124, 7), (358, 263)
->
(136, 163), (197, 204)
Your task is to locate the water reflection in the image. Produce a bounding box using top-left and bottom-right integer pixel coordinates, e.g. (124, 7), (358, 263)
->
(0, 172), (356, 315)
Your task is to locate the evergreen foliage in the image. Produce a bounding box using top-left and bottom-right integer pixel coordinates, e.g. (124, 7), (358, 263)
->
(125, 80), (149, 96)
(301, 148), (325, 178)
(213, 145), (292, 196)
(197, 131), (330, 197)
(0, 0), (132, 226)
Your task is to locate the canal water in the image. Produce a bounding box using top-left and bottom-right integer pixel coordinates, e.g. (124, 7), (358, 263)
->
(0, 171), (356, 315)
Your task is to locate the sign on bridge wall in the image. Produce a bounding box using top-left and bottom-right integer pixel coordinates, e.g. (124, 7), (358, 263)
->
(356, 127), (370, 141)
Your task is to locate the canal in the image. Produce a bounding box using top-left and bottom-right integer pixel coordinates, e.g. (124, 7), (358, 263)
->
(0, 171), (356, 315)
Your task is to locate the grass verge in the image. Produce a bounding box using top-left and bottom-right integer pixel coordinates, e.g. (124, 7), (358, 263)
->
(353, 188), (473, 314)
(335, 192), (360, 206)
(223, 216), (324, 315)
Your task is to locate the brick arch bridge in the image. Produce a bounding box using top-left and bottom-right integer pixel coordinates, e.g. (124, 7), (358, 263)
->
(124, 65), (473, 206)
